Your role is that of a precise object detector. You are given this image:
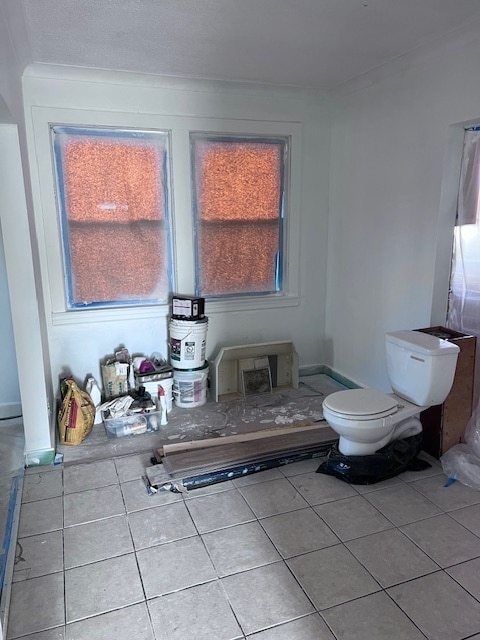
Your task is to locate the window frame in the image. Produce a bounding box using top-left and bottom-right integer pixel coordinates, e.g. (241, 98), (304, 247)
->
(51, 124), (174, 309)
(31, 106), (302, 325)
(190, 131), (290, 300)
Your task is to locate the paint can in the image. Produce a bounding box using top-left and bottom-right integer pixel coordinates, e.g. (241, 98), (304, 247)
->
(169, 317), (208, 370)
(173, 363), (209, 408)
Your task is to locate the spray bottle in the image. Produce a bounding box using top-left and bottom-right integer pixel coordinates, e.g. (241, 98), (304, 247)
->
(158, 385), (168, 426)
(86, 377), (102, 425)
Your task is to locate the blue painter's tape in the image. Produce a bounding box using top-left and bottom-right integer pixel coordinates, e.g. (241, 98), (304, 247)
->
(444, 476), (457, 487)
(0, 474), (22, 591)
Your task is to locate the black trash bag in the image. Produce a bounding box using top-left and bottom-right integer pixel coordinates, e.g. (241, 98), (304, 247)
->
(316, 433), (430, 485)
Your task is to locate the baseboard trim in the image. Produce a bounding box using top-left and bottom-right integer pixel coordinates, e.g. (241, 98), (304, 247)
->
(298, 365), (326, 376)
(299, 365), (360, 390)
(321, 366), (361, 389)
(0, 404), (22, 421)
(24, 448), (56, 467)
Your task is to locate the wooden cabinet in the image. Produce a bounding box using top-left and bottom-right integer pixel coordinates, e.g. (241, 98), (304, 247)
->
(418, 327), (476, 459)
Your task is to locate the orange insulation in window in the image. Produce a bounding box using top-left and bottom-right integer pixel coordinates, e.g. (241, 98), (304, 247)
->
(196, 142), (281, 222)
(64, 139), (165, 224)
(68, 223), (168, 304)
(195, 140), (282, 295)
(61, 137), (168, 304)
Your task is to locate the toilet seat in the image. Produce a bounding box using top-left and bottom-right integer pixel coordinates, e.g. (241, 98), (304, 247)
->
(323, 388), (399, 421)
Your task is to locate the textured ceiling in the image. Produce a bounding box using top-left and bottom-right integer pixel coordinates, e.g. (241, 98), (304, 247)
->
(14, 0), (480, 88)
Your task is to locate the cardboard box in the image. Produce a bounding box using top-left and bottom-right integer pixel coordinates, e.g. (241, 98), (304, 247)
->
(171, 295), (205, 320)
(417, 326), (476, 457)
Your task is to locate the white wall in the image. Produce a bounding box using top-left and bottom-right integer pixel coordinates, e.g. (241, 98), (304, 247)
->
(0, 0), (35, 122)
(14, 27), (480, 452)
(0, 0), (23, 421)
(327, 29), (480, 391)
(22, 66), (331, 392)
(0, 225), (21, 418)
(0, 4), (54, 460)
(0, 124), (53, 457)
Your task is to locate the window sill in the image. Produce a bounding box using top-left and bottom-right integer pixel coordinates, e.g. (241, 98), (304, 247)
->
(205, 294), (299, 315)
(51, 305), (168, 325)
(51, 294), (299, 325)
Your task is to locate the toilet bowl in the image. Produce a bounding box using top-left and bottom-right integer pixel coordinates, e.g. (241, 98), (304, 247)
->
(322, 388), (422, 456)
(322, 330), (460, 456)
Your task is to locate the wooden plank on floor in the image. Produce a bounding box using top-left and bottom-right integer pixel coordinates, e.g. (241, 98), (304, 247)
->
(162, 425), (337, 477)
(160, 419), (322, 456)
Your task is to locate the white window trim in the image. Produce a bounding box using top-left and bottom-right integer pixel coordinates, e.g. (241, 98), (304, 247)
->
(29, 106), (302, 326)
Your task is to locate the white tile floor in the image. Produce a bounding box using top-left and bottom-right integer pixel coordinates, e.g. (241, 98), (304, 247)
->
(7, 451), (480, 640)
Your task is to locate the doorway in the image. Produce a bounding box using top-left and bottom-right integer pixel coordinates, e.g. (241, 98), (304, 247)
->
(447, 128), (480, 405)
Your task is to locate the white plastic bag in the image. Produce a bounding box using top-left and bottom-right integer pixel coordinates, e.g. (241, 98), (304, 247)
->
(86, 376), (102, 425)
(441, 444), (480, 490)
(440, 404), (480, 490)
(465, 403), (480, 457)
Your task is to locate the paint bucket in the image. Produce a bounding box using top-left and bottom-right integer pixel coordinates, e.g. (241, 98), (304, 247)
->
(169, 317), (208, 370)
(156, 377), (174, 414)
(173, 363), (209, 408)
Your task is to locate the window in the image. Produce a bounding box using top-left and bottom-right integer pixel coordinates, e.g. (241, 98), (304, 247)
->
(46, 114), (297, 317)
(51, 126), (172, 309)
(191, 134), (288, 298)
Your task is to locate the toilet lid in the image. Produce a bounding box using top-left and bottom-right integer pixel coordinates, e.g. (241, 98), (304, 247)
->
(323, 388), (398, 419)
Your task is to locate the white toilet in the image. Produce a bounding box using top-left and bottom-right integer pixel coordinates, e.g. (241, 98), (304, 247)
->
(322, 330), (460, 456)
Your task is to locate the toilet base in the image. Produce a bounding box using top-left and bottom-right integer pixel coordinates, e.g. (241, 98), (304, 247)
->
(338, 434), (391, 456)
(337, 416), (423, 456)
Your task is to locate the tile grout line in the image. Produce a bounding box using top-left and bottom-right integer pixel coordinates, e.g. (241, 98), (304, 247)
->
(10, 453), (480, 640)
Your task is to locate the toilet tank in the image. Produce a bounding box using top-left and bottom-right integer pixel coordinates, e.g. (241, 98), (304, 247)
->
(385, 330), (460, 407)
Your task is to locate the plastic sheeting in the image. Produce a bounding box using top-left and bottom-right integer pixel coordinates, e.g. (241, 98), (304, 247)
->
(441, 403), (480, 490)
(317, 434), (427, 485)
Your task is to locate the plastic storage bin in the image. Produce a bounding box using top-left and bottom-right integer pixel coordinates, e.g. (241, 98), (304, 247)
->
(103, 411), (163, 438)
